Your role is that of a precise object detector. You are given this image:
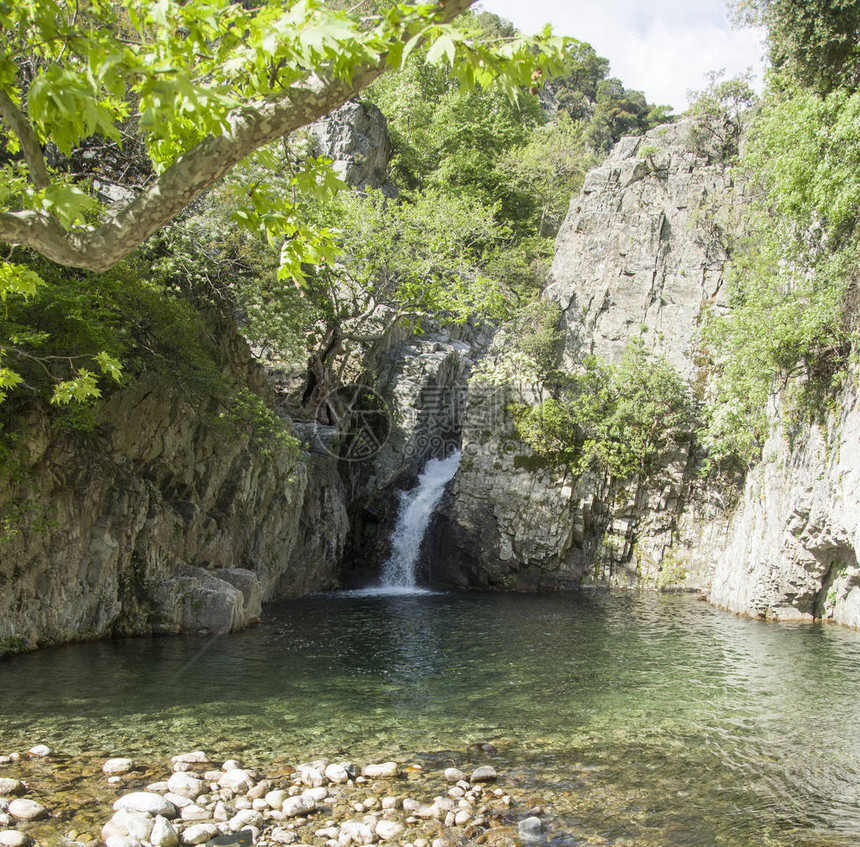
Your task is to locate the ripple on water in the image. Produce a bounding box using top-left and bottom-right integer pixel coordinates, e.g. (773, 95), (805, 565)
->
(2, 591), (860, 846)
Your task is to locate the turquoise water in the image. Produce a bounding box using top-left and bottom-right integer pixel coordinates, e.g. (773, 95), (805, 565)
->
(2, 591), (860, 845)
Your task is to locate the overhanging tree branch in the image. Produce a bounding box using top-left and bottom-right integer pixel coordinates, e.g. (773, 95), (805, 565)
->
(0, 89), (50, 190)
(0, 0), (476, 273)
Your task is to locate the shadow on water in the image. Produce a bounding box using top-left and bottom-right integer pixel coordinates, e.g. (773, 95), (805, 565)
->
(2, 591), (860, 845)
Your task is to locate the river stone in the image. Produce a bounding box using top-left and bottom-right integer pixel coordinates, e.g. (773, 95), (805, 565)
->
(0, 778), (23, 796)
(164, 792), (194, 809)
(361, 762), (399, 778)
(221, 760), (242, 772)
(27, 745), (52, 758)
(218, 770), (254, 794)
(246, 780), (270, 801)
(103, 809), (155, 842)
(444, 768), (468, 784)
(282, 795), (315, 818)
(265, 789), (289, 809)
(103, 758), (135, 775)
(150, 815), (179, 847)
(148, 781), (171, 793)
(8, 798), (48, 821)
(302, 787), (328, 804)
(374, 820), (404, 841)
(298, 767), (324, 788)
(338, 819), (375, 846)
(181, 824), (219, 844)
(181, 805), (212, 822)
(114, 792), (178, 818)
(454, 809), (471, 826)
(168, 771), (206, 799)
(172, 752), (210, 765)
(229, 810), (264, 832)
(269, 828), (298, 844)
(105, 837), (141, 847)
(518, 817), (542, 837)
(0, 831), (32, 847)
(469, 767), (497, 783)
(324, 764), (349, 785)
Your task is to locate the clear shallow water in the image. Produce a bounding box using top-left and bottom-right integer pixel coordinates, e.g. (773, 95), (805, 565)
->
(2, 591), (860, 846)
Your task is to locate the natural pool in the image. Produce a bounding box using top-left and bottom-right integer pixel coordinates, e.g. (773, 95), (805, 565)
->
(2, 590), (860, 846)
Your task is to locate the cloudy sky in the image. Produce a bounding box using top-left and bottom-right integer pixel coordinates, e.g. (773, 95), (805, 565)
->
(478, 0), (767, 112)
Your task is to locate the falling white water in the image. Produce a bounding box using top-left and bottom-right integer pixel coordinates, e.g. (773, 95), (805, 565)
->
(377, 450), (461, 591)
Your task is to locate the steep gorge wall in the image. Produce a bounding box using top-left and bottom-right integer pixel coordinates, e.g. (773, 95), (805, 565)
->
(440, 119), (738, 591)
(708, 376), (860, 628)
(0, 326), (349, 653)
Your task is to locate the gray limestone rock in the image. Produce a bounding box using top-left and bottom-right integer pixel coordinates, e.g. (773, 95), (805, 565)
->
(441, 120), (738, 592)
(306, 100), (395, 196)
(708, 371), (860, 629)
(113, 792), (177, 818)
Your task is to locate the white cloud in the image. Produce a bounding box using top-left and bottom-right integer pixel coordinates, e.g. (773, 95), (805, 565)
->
(477, 0), (766, 111)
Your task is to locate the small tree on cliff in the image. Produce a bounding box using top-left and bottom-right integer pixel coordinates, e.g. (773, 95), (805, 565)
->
(0, 0), (564, 403)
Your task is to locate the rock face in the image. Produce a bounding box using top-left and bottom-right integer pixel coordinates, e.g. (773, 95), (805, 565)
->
(339, 322), (489, 584)
(544, 122), (734, 378)
(440, 119), (737, 590)
(306, 99), (396, 196)
(708, 374), (860, 628)
(0, 318), (348, 653)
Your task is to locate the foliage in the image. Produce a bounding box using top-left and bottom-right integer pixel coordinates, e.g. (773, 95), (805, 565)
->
(472, 300), (563, 387)
(304, 186), (510, 377)
(0, 0), (569, 406)
(513, 342), (695, 480)
(733, 0), (860, 95)
(687, 70), (758, 162)
(0, 0), (565, 264)
(699, 81), (860, 469)
(0, 255), (222, 412)
(218, 389), (301, 459)
(498, 112), (596, 238)
(548, 41), (674, 151)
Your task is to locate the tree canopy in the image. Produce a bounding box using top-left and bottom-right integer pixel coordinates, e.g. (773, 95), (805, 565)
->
(0, 0), (567, 405)
(0, 0), (563, 274)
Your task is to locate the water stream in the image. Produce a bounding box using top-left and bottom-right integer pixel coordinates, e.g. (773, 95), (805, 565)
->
(369, 449), (460, 594)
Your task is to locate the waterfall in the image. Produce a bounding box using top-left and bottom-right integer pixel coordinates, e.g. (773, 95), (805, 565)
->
(378, 450), (461, 591)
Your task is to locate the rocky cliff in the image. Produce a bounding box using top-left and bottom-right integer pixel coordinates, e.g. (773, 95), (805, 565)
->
(708, 374), (860, 628)
(0, 320), (349, 654)
(439, 118), (738, 591)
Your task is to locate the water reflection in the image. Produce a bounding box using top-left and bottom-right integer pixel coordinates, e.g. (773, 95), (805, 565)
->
(2, 592), (860, 845)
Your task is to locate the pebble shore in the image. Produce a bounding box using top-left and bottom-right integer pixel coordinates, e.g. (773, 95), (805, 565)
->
(0, 745), (546, 847)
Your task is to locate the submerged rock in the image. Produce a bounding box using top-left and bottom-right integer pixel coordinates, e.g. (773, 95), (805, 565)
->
(361, 762), (399, 779)
(0, 778), (24, 796)
(8, 798), (48, 821)
(469, 766), (497, 783)
(27, 745), (52, 758)
(103, 758), (136, 775)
